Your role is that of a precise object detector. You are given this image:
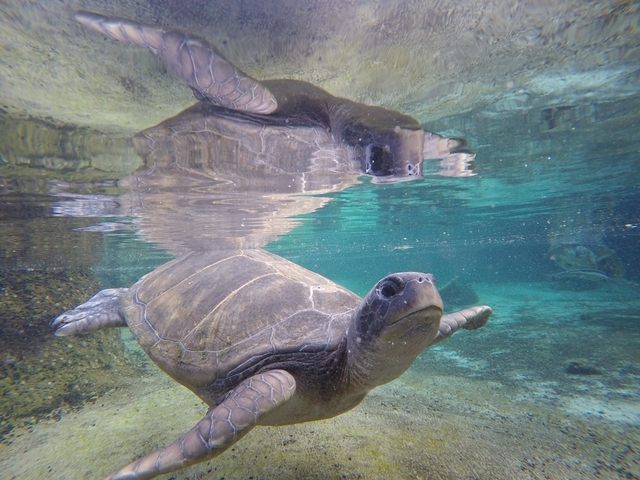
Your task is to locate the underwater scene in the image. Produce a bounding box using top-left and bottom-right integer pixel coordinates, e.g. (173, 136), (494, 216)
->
(1, 1), (639, 479)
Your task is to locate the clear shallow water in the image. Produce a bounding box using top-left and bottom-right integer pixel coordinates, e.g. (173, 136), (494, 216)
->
(268, 96), (640, 292)
(1, 2), (640, 479)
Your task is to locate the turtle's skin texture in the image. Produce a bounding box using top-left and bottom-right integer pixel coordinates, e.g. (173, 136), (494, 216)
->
(74, 11), (475, 180)
(52, 249), (491, 480)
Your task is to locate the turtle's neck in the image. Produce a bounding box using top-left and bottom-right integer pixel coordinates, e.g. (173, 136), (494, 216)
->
(343, 315), (441, 392)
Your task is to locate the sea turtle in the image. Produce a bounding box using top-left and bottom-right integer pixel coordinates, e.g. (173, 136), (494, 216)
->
(52, 248), (492, 479)
(74, 11), (476, 181)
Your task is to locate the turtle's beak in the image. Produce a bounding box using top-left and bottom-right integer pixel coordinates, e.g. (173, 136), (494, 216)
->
(404, 304), (443, 325)
(380, 304), (443, 343)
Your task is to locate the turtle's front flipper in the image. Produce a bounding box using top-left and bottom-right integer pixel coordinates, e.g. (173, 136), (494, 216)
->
(423, 132), (477, 178)
(51, 288), (128, 336)
(74, 11), (278, 114)
(108, 370), (296, 480)
(434, 305), (492, 344)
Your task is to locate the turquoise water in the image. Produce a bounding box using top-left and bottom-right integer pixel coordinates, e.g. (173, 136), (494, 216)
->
(268, 97), (640, 294)
(1, 2), (640, 479)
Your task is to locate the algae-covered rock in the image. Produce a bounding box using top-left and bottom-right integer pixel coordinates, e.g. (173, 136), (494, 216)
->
(0, 267), (143, 441)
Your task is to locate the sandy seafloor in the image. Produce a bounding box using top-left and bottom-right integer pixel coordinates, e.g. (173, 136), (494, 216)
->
(1, 280), (638, 479)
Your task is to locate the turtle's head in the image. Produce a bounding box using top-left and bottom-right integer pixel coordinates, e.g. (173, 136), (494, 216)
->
(364, 127), (425, 183)
(348, 272), (443, 387)
(333, 102), (425, 182)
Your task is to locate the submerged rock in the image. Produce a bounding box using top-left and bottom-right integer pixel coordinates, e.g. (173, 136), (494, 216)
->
(439, 276), (480, 310)
(548, 243), (627, 287)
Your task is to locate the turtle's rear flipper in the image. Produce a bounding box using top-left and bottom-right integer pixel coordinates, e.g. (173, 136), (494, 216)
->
(51, 288), (128, 336)
(435, 305), (492, 343)
(107, 370), (296, 480)
(74, 11), (278, 114)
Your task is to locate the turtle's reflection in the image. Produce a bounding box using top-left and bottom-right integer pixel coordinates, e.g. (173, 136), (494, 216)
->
(68, 10), (477, 253)
(124, 101), (355, 253)
(125, 97), (473, 254)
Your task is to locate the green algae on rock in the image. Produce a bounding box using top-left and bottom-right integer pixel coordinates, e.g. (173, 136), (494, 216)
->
(0, 268), (143, 441)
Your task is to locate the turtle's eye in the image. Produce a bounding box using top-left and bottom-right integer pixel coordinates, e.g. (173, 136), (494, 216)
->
(378, 278), (402, 298)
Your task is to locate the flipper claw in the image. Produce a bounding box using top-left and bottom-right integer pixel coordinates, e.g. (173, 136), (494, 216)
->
(51, 288), (128, 336)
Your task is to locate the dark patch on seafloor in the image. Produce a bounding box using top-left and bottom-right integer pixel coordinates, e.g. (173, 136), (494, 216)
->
(564, 359), (604, 376)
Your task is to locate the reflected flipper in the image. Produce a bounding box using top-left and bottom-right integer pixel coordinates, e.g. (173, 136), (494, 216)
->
(75, 11), (278, 114)
(423, 132), (477, 177)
